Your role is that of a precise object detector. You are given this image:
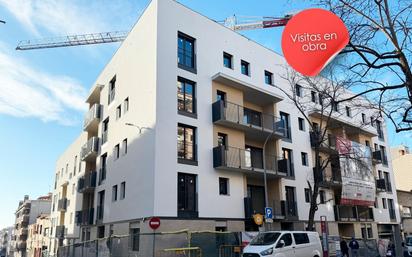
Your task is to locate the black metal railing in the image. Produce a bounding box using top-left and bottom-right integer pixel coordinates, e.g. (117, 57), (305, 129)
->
(334, 205), (374, 222)
(213, 145), (291, 176)
(55, 225), (65, 239)
(309, 131), (337, 151)
(212, 100), (286, 136)
(81, 137), (99, 161)
(77, 171), (97, 193)
(75, 208), (94, 226)
(57, 198), (68, 212)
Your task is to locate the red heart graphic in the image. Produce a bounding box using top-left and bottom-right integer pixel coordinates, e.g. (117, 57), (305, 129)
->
(281, 8), (349, 77)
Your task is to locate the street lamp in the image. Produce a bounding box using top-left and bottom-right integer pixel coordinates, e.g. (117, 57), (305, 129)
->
(262, 130), (276, 231)
(125, 123), (151, 134)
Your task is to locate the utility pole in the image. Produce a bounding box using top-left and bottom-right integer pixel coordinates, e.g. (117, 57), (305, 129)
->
(262, 130), (277, 231)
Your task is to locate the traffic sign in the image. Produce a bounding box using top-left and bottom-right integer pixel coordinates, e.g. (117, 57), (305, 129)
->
(265, 207), (273, 219)
(149, 217), (161, 230)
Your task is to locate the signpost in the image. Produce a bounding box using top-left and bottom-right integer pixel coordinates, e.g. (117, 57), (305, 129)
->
(149, 217), (160, 257)
(265, 207), (273, 223)
(320, 216), (329, 257)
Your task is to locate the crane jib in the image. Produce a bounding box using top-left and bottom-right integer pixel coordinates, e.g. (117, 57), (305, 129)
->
(262, 19), (290, 28)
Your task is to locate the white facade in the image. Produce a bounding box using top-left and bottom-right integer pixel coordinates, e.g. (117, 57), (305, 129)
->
(50, 0), (401, 251)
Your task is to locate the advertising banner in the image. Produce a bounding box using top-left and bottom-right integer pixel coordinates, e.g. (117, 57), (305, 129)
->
(336, 136), (375, 206)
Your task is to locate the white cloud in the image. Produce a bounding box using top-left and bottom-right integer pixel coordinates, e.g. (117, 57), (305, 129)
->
(0, 44), (87, 125)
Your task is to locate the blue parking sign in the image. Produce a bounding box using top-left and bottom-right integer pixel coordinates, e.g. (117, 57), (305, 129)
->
(265, 207), (273, 219)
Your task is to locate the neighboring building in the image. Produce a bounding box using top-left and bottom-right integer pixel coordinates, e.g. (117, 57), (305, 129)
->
(0, 226), (14, 257)
(13, 195), (51, 257)
(49, 0), (401, 254)
(392, 145), (412, 238)
(26, 214), (51, 257)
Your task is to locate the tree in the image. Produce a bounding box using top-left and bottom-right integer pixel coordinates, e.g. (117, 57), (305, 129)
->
(276, 66), (376, 231)
(315, 0), (412, 133)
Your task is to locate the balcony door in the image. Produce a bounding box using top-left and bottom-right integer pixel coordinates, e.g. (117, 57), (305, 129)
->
(178, 173), (197, 218)
(247, 185), (265, 215)
(285, 186), (297, 216)
(243, 108), (262, 127)
(245, 145), (263, 169)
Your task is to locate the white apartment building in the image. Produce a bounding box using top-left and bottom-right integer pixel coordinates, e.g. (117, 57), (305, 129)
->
(13, 195), (51, 257)
(0, 226), (14, 257)
(49, 0), (401, 254)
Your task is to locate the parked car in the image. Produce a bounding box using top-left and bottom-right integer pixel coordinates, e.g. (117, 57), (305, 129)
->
(242, 231), (322, 257)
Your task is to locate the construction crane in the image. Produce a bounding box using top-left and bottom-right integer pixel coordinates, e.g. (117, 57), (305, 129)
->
(0, 20), (5, 24)
(15, 15), (292, 51)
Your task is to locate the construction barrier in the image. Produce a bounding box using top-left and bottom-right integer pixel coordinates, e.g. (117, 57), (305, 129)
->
(218, 245), (242, 257)
(159, 247), (202, 257)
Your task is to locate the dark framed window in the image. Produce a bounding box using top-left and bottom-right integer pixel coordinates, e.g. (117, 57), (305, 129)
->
(122, 139), (127, 155)
(382, 198), (387, 209)
(244, 108), (262, 127)
(295, 84), (302, 97)
(241, 60), (250, 76)
(178, 32), (196, 71)
(223, 52), (233, 69)
(99, 153), (107, 184)
(318, 93), (324, 106)
(177, 124), (197, 164)
(217, 133), (227, 148)
(380, 145), (388, 165)
(114, 144), (120, 160)
(264, 70), (273, 85)
(124, 98), (129, 113)
(116, 105), (122, 119)
(280, 112), (291, 140)
(319, 190), (326, 204)
(365, 140), (370, 147)
(376, 120), (384, 139)
(332, 101), (339, 112)
(178, 173), (198, 217)
(345, 106), (351, 117)
(301, 152), (308, 166)
(102, 118), (109, 144)
(304, 188), (311, 203)
(97, 226), (105, 239)
(311, 91), (317, 103)
(384, 172), (392, 192)
(130, 228), (140, 251)
(108, 76), (116, 104)
(112, 185), (118, 202)
(362, 113), (366, 123)
(120, 182), (126, 199)
(282, 148), (294, 177)
(177, 77), (196, 116)
(219, 177), (229, 195)
(216, 90), (226, 103)
(298, 118), (305, 131)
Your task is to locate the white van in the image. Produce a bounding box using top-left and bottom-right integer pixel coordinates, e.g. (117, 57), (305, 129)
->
(242, 231), (323, 257)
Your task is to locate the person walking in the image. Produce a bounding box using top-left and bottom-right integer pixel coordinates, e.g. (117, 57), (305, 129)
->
(349, 237), (360, 257)
(386, 240), (396, 257)
(340, 239), (349, 257)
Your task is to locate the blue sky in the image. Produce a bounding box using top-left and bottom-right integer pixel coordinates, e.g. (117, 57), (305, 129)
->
(0, 0), (411, 229)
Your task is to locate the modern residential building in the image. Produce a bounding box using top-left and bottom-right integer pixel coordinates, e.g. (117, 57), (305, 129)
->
(0, 226), (14, 257)
(49, 0), (401, 254)
(391, 145), (412, 238)
(13, 195), (51, 257)
(26, 214), (51, 257)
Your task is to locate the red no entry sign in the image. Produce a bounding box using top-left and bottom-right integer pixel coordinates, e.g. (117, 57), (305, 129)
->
(149, 217), (161, 230)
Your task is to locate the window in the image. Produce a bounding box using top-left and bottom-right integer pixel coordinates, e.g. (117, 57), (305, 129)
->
(108, 76), (116, 104)
(100, 153), (107, 183)
(116, 105), (122, 119)
(102, 118), (109, 144)
(304, 188), (311, 203)
(97, 190), (105, 220)
(244, 108), (262, 127)
(280, 112), (291, 139)
(264, 70), (273, 85)
(217, 133), (227, 149)
(362, 113), (366, 123)
(295, 84), (302, 97)
(112, 185), (118, 202)
(301, 152), (308, 166)
(216, 90), (226, 103)
(332, 101), (339, 112)
(73, 156), (77, 175)
(114, 144), (120, 160)
(276, 233), (292, 248)
(365, 140), (370, 147)
(223, 52), (232, 69)
(403, 206), (412, 217)
(319, 190), (326, 204)
(293, 233), (309, 245)
(72, 184), (75, 195)
(370, 117), (375, 127)
(219, 177), (229, 195)
(177, 124), (197, 163)
(298, 118), (305, 131)
(124, 98), (129, 113)
(376, 120), (384, 139)
(282, 148), (294, 176)
(120, 182), (126, 199)
(177, 77), (196, 115)
(311, 91), (317, 103)
(178, 173), (197, 217)
(345, 106), (351, 117)
(66, 163), (68, 174)
(122, 139), (128, 155)
(380, 145), (388, 165)
(130, 228), (140, 251)
(241, 60), (250, 76)
(382, 198), (387, 209)
(318, 93), (324, 106)
(384, 172), (392, 192)
(97, 226), (105, 239)
(178, 32), (195, 70)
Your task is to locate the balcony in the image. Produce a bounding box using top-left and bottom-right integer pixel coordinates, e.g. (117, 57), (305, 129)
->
(16, 241), (26, 251)
(55, 225), (65, 239)
(57, 198), (68, 212)
(20, 228), (28, 235)
(376, 178), (386, 192)
(20, 215), (29, 226)
(212, 100), (285, 141)
(371, 149), (388, 165)
(83, 104), (102, 133)
(309, 131), (337, 154)
(334, 205), (374, 222)
(315, 168), (342, 189)
(75, 208), (94, 226)
(244, 198), (298, 220)
(81, 137), (99, 162)
(77, 171), (97, 193)
(213, 146), (291, 178)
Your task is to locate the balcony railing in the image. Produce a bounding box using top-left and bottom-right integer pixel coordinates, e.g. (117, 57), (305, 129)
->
(334, 205), (374, 222)
(55, 225), (65, 239)
(309, 131), (337, 153)
(57, 198), (68, 212)
(213, 145), (291, 177)
(376, 178), (386, 192)
(77, 171), (97, 193)
(83, 104), (102, 131)
(212, 100), (285, 139)
(244, 198), (298, 220)
(314, 168), (342, 188)
(81, 137), (99, 161)
(75, 208), (94, 226)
